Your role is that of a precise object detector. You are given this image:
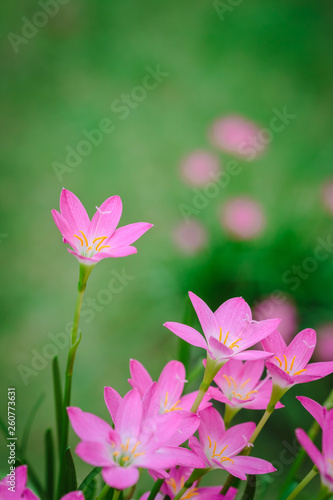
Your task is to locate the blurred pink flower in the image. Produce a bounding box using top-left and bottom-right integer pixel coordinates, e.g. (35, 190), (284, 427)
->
(254, 295), (298, 344)
(219, 197), (266, 240)
(189, 407), (276, 479)
(180, 150), (220, 186)
(316, 323), (333, 361)
(322, 181), (333, 214)
(173, 220), (208, 254)
(52, 188), (153, 265)
(210, 116), (264, 159)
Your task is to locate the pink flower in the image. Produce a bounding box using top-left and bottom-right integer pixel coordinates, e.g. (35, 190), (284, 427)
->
(189, 407), (276, 479)
(180, 150), (220, 186)
(254, 294), (298, 344)
(0, 466), (83, 500)
(296, 399), (333, 491)
(52, 188), (153, 265)
(164, 292), (279, 365)
(296, 396), (327, 430)
(316, 323), (333, 362)
(128, 359), (212, 415)
(219, 197), (266, 241)
(140, 466), (238, 499)
(261, 329), (333, 390)
(209, 359), (283, 411)
(209, 116), (264, 160)
(172, 220), (208, 255)
(68, 389), (205, 490)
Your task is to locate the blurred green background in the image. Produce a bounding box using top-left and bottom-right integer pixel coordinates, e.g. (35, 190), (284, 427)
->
(1, 0), (333, 498)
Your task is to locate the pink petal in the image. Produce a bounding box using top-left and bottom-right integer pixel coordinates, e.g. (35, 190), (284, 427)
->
(285, 329), (316, 371)
(323, 410), (333, 460)
(231, 455), (276, 475)
(104, 386), (122, 426)
(198, 407), (225, 447)
(88, 196), (122, 239)
(208, 387), (232, 406)
(59, 189), (90, 233)
(162, 413), (200, 447)
(239, 319), (281, 350)
(13, 465), (27, 493)
(61, 493), (85, 500)
(222, 422), (256, 455)
(164, 322), (207, 350)
(116, 389), (142, 440)
(88, 246), (137, 261)
(148, 447), (206, 469)
(237, 359), (265, 389)
(208, 336), (233, 359)
(102, 465), (139, 490)
(296, 396), (326, 429)
(141, 382), (160, 420)
(265, 361), (294, 388)
(188, 435), (211, 466)
(144, 412), (183, 449)
(232, 350), (273, 361)
(295, 428), (324, 470)
(158, 360), (186, 405)
(180, 391), (212, 412)
(296, 361), (333, 383)
(67, 407), (117, 444)
(23, 491), (39, 500)
(221, 460), (247, 480)
(52, 210), (78, 249)
(261, 329), (287, 356)
(214, 297), (252, 335)
(128, 359), (153, 397)
(75, 442), (113, 467)
(108, 222), (153, 247)
(189, 291), (219, 341)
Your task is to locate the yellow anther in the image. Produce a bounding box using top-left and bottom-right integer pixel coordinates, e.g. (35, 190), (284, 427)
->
(164, 392), (169, 407)
(229, 338), (241, 349)
(93, 236), (107, 250)
(223, 331), (229, 345)
(290, 356), (296, 371)
(223, 375), (232, 388)
(240, 378), (251, 389)
(229, 376), (237, 390)
(212, 444), (229, 458)
(73, 234), (84, 246)
(79, 230), (89, 247)
(125, 438), (130, 451)
(212, 441), (217, 455)
(166, 478), (177, 492)
(182, 488), (199, 499)
(219, 327), (223, 342)
(246, 390), (258, 397)
(220, 457), (234, 464)
(207, 435), (212, 448)
(98, 245), (111, 252)
(131, 441), (141, 454)
(133, 452), (145, 458)
(165, 399), (183, 412)
(293, 369), (307, 376)
(274, 356), (282, 367)
(113, 451), (119, 456)
(283, 354), (288, 371)
(87, 246), (92, 252)
(180, 476), (185, 488)
(122, 456), (130, 462)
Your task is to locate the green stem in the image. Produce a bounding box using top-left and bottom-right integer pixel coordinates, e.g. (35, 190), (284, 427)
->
(112, 490), (120, 500)
(285, 467), (318, 500)
(56, 264), (92, 498)
(96, 484), (112, 500)
(147, 478), (165, 500)
(190, 355), (224, 413)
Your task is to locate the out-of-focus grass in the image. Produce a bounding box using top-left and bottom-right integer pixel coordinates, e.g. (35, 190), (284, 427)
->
(1, 1), (333, 497)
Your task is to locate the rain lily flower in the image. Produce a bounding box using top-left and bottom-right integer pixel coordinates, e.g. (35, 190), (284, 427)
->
(0, 466), (84, 500)
(188, 407), (276, 479)
(140, 466), (238, 499)
(180, 150), (220, 186)
(68, 389), (205, 490)
(296, 401), (333, 492)
(172, 220), (208, 255)
(219, 197), (266, 241)
(52, 188), (153, 265)
(164, 292), (279, 366)
(209, 359), (284, 419)
(128, 359), (212, 414)
(261, 329), (333, 396)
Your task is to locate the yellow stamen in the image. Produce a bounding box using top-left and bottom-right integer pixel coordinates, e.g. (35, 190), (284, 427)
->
(229, 376), (237, 390)
(212, 441), (217, 455)
(212, 444), (229, 458)
(164, 392), (168, 407)
(180, 476), (185, 488)
(122, 456), (130, 462)
(240, 378), (251, 389)
(165, 400), (183, 412)
(219, 327), (222, 342)
(290, 356), (296, 371)
(223, 375), (232, 388)
(223, 331), (229, 345)
(229, 338), (241, 349)
(131, 441), (141, 454)
(293, 369), (307, 376)
(133, 451), (145, 458)
(113, 451), (119, 456)
(274, 356), (282, 367)
(79, 230), (89, 247)
(123, 438), (129, 451)
(166, 478), (177, 492)
(207, 435), (212, 448)
(182, 488), (199, 499)
(246, 390), (258, 397)
(98, 245), (111, 252)
(87, 246), (92, 252)
(73, 234), (84, 246)
(93, 236), (107, 250)
(220, 457), (234, 464)
(283, 354), (288, 371)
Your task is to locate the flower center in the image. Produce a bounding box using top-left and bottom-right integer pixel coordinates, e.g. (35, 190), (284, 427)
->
(223, 375), (258, 401)
(73, 230), (110, 256)
(207, 436), (234, 465)
(273, 355), (307, 376)
(219, 327), (241, 350)
(111, 438), (144, 467)
(166, 477), (199, 499)
(163, 391), (183, 413)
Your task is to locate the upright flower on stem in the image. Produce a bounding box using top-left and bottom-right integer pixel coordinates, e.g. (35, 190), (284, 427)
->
(164, 292), (279, 412)
(52, 188), (153, 266)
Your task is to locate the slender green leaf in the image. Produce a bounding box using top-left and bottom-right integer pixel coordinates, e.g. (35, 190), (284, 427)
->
(64, 447), (77, 492)
(45, 429), (55, 500)
(0, 415), (7, 436)
(83, 477), (97, 500)
(147, 479), (165, 500)
(21, 393), (46, 456)
(78, 466), (102, 489)
(242, 475), (256, 500)
(52, 356), (63, 451)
